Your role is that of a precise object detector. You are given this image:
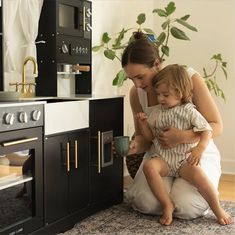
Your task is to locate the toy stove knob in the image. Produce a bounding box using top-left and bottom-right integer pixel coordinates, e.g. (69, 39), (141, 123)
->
(4, 113), (15, 125)
(32, 110), (41, 121)
(19, 112), (28, 123)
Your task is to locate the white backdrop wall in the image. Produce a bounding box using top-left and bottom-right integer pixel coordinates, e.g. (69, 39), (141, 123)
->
(92, 0), (235, 174)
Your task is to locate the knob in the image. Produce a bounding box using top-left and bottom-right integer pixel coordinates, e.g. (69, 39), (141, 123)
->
(61, 43), (69, 54)
(32, 110), (41, 121)
(86, 8), (92, 17)
(19, 112), (28, 123)
(85, 23), (92, 32)
(4, 113), (14, 125)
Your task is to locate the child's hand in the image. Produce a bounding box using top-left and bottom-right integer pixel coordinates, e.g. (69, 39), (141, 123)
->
(136, 112), (148, 123)
(186, 146), (204, 165)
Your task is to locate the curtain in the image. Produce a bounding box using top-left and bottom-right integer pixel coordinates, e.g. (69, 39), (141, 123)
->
(18, 0), (44, 62)
(3, 0), (20, 72)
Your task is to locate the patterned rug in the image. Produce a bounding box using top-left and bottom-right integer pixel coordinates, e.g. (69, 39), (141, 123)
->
(59, 201), (235, 235)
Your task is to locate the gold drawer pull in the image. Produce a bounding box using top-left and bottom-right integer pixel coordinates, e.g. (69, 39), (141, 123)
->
(67, 142), (70, 172)
(75, 140), (78, 169)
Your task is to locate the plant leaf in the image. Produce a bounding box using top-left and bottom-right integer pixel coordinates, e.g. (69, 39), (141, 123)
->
(92, 45), (103, 52)
(222, 67), (228, 79)
(212, 53), (222, 61)
(222, 62), (227, 68)
(113, 69), (127, 87)
(180, 14), (190, 21)
(104, 49), (116, 60)
(153, 8), (167, 17)
(137, 13), (146, 25)
(102, 32), (111, 44)
(161, 45), (169, 56)
(203, 67), (208, 78)
(113, 28), (126, 48)
(161, 19), (170, 30)
(205, 80), (212, 91)
(143, 28), (156, 35)
(165, 2), (176, 16)
(157, 32), (166, 45)
(170, 27), (190, 40)
(176, 19), (198, 32)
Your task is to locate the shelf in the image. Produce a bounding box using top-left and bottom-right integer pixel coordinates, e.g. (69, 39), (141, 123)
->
(0, 174), (33, 190)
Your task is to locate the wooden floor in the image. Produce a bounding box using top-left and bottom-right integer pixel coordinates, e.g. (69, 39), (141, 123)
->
(218, 174), (235, 201)
(124, 174), (235, 202)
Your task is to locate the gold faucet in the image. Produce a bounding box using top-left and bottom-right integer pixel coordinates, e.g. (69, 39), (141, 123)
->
(21, 56), (38, 97)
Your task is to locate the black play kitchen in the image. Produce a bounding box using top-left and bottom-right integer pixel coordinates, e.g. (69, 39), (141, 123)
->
(0, 1), (124, 234)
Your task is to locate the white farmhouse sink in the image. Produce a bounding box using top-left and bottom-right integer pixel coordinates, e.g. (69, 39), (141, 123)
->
(44, 100), (89, 135)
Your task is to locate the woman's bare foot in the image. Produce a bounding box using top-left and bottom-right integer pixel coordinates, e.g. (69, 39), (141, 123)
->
(159, 202), (175, 226)
(216, 208), (233, 225)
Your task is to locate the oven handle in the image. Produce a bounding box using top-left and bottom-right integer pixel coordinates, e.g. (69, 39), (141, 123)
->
(2, 137), (38, 147)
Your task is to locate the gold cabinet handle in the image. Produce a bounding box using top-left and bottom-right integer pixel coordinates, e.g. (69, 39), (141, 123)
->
(66, 142), (70, 172)
(98, 131), (101, 174)
(75, 140), (78, 169)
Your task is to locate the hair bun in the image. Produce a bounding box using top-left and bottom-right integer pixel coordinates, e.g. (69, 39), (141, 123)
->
(133, 30), (146, 40)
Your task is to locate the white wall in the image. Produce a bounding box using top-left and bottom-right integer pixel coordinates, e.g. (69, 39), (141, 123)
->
(92, 0), (235, 174)
(92, 0), (155, 139)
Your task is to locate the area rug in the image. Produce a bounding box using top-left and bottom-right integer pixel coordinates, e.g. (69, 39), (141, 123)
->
(60, 201), (235, 235)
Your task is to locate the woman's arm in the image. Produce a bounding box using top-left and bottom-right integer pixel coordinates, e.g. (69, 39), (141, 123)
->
(191, 72), (223, 137)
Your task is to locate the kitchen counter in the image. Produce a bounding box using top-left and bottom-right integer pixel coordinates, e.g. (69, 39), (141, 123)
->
(20, 94), (125, 102)
(0, 100), (46, 107)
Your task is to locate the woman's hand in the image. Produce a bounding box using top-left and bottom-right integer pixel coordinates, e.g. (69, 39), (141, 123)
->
(158, 126), (185, 148)
(126, 135), (152, 156)
(112, 139), (139, 156)
(127, 140), (138, 155)
(159, 126), (200, 148)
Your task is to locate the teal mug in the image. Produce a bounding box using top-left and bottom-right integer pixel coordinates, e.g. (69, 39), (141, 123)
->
(114, 136), (130, 157)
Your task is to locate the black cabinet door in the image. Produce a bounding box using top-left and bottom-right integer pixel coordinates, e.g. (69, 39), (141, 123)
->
(44, 134), (68, 224)
(68, 130), (89, 213)
(89, 98), (124, 204)
(44, 129), (89, 224)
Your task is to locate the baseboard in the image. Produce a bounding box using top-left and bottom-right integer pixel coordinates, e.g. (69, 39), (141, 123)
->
(221, 159), (235, 175)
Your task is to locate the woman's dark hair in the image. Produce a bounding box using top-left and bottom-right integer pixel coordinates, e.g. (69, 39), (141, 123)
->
(121, 32), (161, 68)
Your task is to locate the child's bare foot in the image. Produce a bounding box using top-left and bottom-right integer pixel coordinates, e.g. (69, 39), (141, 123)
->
(159, 202), (175, 226)
(216, 208), (233, 225)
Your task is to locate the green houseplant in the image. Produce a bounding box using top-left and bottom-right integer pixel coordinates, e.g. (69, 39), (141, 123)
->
(93, 1), (227, 101)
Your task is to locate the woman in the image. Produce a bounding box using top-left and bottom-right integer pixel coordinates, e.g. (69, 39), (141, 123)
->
(122, 34), (222, 219)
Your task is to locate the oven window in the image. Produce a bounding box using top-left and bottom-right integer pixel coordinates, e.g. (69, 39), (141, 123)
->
(59, 4), (79, 29)
(0, 150), (34, 230)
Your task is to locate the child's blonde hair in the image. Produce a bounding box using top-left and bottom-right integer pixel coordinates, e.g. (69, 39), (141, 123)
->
(152, 64), (193, 103)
